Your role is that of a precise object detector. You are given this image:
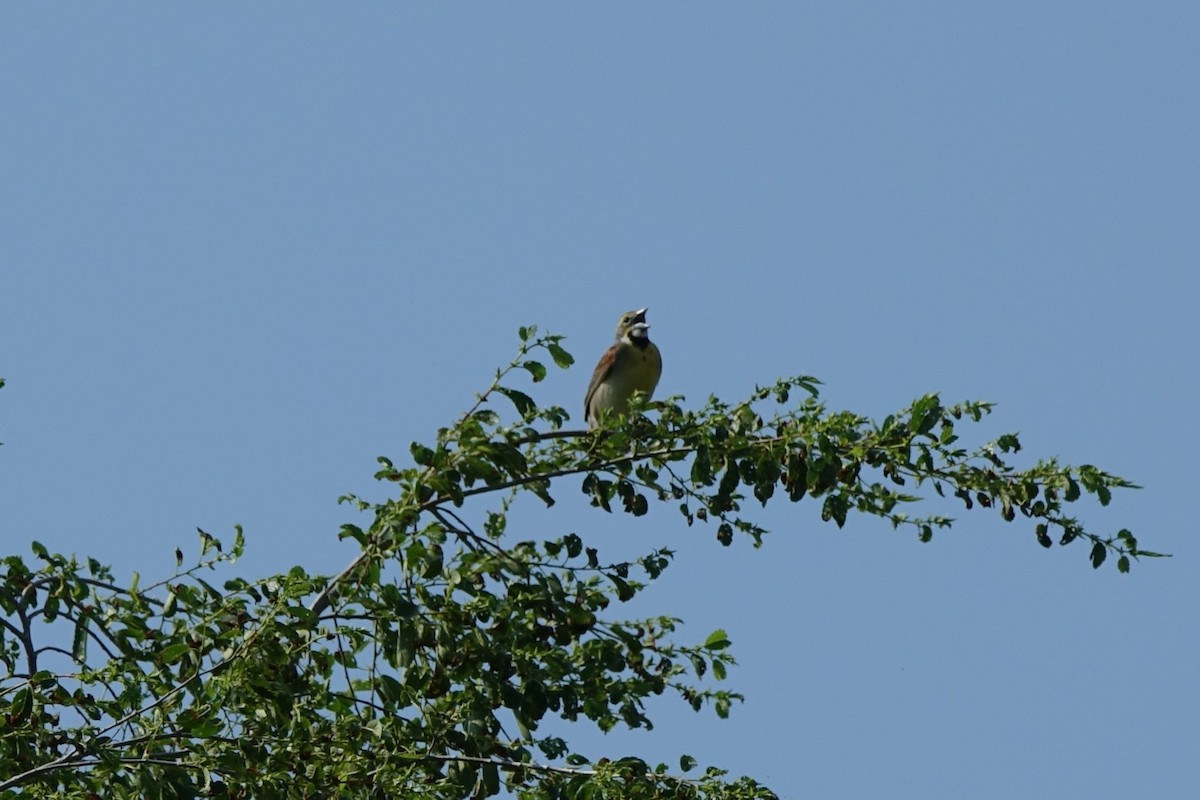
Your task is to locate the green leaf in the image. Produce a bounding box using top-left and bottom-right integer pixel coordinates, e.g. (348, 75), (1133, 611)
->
(497, 387), (536, 417)
(410, 442), (435, 465)
(9, 687), (33, 724)
(609, 574), (635, 601)
(472, 409), (500, 425)
(72, 616), (89, 661)
(377, 674), (406, 704)
(482, 762), (500, 796)
(547, 342), (575, 368)
(691, 446), (713, 485)
(995, 433), (1021, 453)
(522, 360), (547, 383)
(716, 465), (740, 508)
(939, 422), (957, 444)
(160, 643), (191, 664)
(1117, 555), (1130, 573)
(632, 493), (649, 516)
(1116, 529), (1138, 556)
(590, 477), (613, 513)
(161, 588), (177, 618)
(679, 754), (697, 773)
(1090, 541), (1107, 569)
(564, 533), (583, 558)
(198, 528), (219, 555)
(910, 394), (941, 435)
(821, 493), (848, 527)
(704, 629), (731, 649)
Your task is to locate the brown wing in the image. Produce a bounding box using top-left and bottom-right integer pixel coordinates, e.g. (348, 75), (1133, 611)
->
(584, 343), (620, 421)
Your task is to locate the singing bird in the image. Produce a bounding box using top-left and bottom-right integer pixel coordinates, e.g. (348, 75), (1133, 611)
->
(584, 308), (663, 429)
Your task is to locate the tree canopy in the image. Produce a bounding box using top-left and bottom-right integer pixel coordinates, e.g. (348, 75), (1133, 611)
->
(0, 331), (1158, 798)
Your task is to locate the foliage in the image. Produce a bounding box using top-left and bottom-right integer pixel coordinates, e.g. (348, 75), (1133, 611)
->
(0, 331), (1156, 797)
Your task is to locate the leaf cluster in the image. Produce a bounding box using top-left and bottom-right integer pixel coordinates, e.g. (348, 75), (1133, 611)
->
(0, 329), (1155, 798)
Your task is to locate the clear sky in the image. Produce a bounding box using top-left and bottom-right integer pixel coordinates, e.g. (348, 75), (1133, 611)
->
(3, 3), (1197, 797)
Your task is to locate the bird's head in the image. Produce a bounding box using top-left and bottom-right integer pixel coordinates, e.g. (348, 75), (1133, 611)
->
(615, 307), (650, 343)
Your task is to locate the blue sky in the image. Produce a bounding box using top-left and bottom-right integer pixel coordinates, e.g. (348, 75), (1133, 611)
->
(2, 3), (1197, 797)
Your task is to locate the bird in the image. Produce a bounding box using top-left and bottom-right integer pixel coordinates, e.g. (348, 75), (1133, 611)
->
(584, 307), (663, 429)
